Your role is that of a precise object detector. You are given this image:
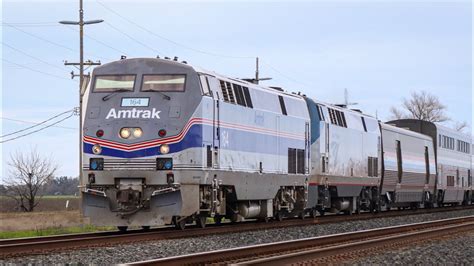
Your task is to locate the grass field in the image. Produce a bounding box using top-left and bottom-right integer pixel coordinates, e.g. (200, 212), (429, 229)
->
(0, 224), (115, 239)
(0, 196), (86, 238)
(0, 210), (84, 231)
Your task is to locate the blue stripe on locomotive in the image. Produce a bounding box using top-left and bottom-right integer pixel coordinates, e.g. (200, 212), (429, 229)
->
(84, 124), (305, 158)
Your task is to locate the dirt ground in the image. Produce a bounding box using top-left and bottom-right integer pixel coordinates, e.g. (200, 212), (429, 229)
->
(0, 211), (88, 231)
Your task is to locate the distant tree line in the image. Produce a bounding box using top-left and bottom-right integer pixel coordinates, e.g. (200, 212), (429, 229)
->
(0, 176), (79, 197)
(42, 176), (80, 196)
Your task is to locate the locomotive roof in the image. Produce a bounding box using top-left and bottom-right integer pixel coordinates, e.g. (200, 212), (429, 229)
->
(381, 122), (433, 141)
(306, 97), (379, 121)
(193, 65), (305, 100)
(390, 119), (472, 143)
(94, 57), (386, 122)
(97, 57), (307, 101)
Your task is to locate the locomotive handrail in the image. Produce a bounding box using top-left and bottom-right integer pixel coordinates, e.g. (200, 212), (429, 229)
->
(151, 186), (179, 197)
(84, 188), (107, 197)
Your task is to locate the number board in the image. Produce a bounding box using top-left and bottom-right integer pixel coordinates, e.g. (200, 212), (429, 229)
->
(121, 98), (150, 107)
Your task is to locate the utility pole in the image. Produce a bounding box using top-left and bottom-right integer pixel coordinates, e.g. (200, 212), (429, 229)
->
(59, 0), (103, 183)
(336, 88), (358, 109)
(255, 57), (259, 84)
(243, 57), (271, 84)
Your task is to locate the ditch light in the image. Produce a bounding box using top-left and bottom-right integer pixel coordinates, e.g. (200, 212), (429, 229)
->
(156, 158), (173, 170)
(90, 158), (104, 170)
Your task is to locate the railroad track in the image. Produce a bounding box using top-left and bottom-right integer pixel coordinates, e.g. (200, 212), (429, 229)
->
(1, 205), (473, 258)
(129, 215), (474, 265)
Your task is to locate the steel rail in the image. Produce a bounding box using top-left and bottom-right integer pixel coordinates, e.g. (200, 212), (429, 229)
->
(128, 215), (474, 265)
(1, 205), (473, 258)
(237, 218), (474, 265)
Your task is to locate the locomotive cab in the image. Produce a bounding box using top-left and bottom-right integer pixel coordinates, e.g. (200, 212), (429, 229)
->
(81, 58), (203, 226)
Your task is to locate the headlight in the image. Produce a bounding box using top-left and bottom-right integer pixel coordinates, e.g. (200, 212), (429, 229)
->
(120, 128), (131, 139)
(164, 160), (172, 170)
(133, 128), (143, 138)
(157, 158), (173, 170)
(92, 144), (102, 155)
(90, 158), (104, 170)
(160, 144), (170, 154)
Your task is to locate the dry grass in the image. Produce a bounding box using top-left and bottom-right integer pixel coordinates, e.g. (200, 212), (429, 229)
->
(0, 211), (86, 232)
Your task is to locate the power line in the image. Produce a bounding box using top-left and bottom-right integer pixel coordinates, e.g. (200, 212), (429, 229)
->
(1, 21), (60, 25)
(260, 59), (313, 89)
(96, 0), (254, 59)
(94, 1), (312, 88)
(0, 109), (75, 138)
(1, 23), (62, 28)
(1, 58), (75, 82)
(3, 22), (76, 52)
(65, 25), (128, 55)
(2, 42), (66, 71)
(0, 113), (75, 144)
(1, 117), (77, 130)
(103, 21), (162, 55)
(3, 17), (311, 89)
(4, 22), (113, 62)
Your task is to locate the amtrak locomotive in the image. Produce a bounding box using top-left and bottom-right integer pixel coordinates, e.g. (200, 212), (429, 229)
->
(81, 58), (473, 230)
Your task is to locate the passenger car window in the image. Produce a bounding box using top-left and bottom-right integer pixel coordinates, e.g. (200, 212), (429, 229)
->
(142, 74), (186, 92)
(94, 75), (135, 92)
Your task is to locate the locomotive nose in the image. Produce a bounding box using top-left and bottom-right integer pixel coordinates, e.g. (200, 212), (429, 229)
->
(82, 58), (204, 227)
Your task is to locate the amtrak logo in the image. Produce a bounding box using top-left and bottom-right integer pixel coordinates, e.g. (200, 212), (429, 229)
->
(105, 108), (161, 119)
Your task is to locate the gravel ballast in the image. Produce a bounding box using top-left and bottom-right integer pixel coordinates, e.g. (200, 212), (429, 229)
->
(351, 230), (474, 265)
(2, 209), (473, 264)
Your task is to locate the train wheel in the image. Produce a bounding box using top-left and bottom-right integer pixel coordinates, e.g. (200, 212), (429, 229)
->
(196, 216), (207, 228)
(298, 211), (305, 220)
(174, 218), (186, 230)
(142, 226), (150, 231)
(230, 213), (239, 223)
(310, 209), (318, 218)
(318, 209), (325, 216)
(370, 204), (377, 213)
(275, 212), (284, 221)
(117, 226), (128, 232)
(356, 198), (361, 215)
(214, 215), (222, 225)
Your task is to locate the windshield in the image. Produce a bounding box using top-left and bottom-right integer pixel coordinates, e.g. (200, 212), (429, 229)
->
(141, 74), (186, 92)
(93, 75), (136, 92)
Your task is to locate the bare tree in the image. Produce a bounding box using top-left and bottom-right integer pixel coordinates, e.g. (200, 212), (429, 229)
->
(5, 149), (58, 212)
(389, 106), (405, 120)
(454, 121), (468, 132)
(390, 91), (449, 123)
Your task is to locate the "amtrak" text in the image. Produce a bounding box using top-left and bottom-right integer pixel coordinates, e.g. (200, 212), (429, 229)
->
(105, 108), (161, 119)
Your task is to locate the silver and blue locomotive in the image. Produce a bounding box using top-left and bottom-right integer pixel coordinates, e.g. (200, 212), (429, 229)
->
(81, 58), (473, 230)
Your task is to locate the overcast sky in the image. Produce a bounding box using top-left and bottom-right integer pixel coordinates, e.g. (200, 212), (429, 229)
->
(1, 0), (472, 179)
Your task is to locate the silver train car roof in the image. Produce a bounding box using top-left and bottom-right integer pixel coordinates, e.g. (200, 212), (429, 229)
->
(93, 57), (381, 122)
